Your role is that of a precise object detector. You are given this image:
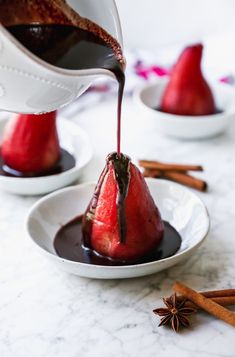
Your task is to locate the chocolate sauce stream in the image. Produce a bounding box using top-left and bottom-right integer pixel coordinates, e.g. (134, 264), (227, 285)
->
(117, 75), (125, 156)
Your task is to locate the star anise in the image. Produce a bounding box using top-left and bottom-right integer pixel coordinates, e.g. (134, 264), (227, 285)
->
(153, 293), (197, 332)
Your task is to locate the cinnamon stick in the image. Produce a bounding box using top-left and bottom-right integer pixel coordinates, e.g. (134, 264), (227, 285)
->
(178, 289), (235, 300)
(163, 171), (207, 192)
(144, 169), (207, 192)
(143, 169), (162, 178)
(173, 281), (235, 327)
(185, 297), (235, 310)
(139, 160), (203, 172)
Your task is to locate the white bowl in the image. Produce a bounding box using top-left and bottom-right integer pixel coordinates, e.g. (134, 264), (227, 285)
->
(134, 77), (235, 139)
(0, 116), (92, 195)
(26, 179), (210, 279)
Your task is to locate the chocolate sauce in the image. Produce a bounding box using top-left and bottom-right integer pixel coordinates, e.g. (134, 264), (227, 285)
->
(109, 153), (130, 243)
(54, 216), (182, 266)
(155, 106), (223, 116)
(0, 148), (75, 177)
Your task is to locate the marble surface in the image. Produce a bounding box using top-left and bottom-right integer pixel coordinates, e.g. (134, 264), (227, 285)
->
(1, 97), (235, 357)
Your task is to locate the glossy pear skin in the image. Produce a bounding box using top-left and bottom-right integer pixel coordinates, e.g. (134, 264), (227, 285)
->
(1, 111), (60, 174)
(83, 155), (164, 262)
(161, 44), (215, 116)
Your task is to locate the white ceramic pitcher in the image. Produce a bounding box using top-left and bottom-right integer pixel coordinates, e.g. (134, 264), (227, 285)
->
(0, 0), (123, 113)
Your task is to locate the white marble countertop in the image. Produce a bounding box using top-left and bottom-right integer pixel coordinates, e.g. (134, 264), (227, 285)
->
(1, 97), (235, 357)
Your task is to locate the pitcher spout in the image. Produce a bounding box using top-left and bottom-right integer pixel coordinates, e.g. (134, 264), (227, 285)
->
(0, 0), (123, 113)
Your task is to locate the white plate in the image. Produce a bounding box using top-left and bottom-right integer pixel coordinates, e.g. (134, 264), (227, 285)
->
(0, 115), (92, 195)
(26, 179), (210, 279)
(134, 77), (235, 139)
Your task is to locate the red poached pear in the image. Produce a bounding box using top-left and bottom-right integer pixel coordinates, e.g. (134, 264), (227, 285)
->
(161, 44), (216, 116)
(82, 153), (164, 262)
(1, 111), (60, 174)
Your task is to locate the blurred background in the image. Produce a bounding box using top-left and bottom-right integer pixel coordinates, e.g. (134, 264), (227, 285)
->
(116, 0), (235, 77)
(117, 0), (235, 48)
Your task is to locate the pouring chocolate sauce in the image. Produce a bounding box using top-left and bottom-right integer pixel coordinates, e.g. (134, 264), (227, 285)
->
(1, 1), (129, 244)
(1, 0), (125, 154)
(1, 1), (181, 262)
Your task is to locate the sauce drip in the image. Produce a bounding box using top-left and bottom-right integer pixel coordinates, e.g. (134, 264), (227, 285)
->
(108, 153), (130, 243)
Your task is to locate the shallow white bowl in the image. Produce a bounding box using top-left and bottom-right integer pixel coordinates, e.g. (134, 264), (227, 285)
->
(0, 116), (92, 195)
(26, 179), (210, 279)
(134, 77), (235, 139)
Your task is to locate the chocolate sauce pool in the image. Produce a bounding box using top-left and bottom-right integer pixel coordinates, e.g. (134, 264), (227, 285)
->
(0, 148), (75, 177)
(54, 216), (182, 266)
